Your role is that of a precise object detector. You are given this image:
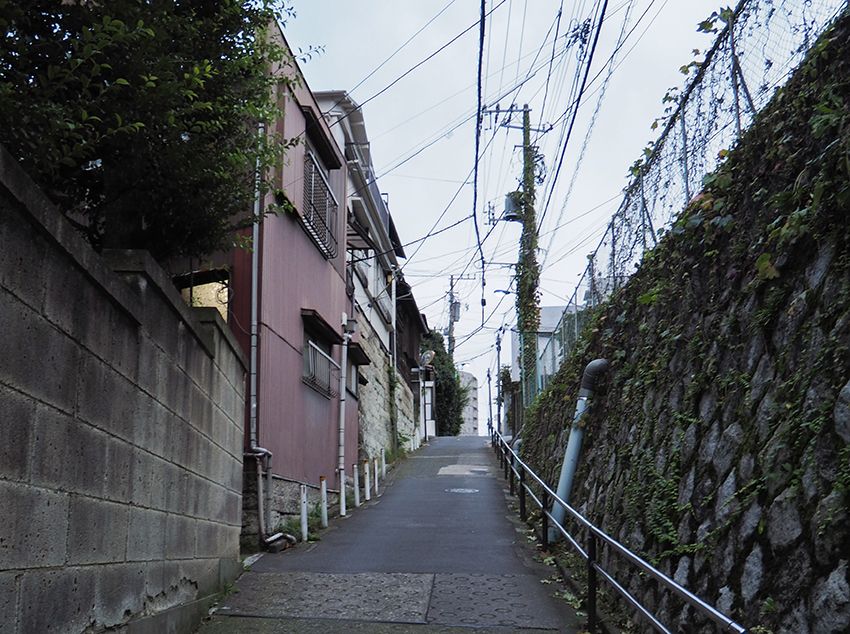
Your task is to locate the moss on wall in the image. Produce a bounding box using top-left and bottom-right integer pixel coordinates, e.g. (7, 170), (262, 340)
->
(521, 11), (850, 632)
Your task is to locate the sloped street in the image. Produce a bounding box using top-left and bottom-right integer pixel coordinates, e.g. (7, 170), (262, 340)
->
(198, 437), (580, 633)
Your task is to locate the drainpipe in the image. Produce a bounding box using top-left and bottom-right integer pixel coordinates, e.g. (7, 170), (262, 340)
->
(249, 123), (263, 452)
(390, 267), (398, 450)
(246, 123), (283, 549)
(549, 359), (609, 542)
(338, 314), (354, 517)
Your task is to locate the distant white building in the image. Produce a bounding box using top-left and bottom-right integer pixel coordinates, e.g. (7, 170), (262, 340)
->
(458, 371), (479, 436)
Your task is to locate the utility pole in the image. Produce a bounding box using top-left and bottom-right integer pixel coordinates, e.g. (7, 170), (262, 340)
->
(447, 275), (458, 358)
(486, 368), (493, 437)
(516, 104), (541, 411)
(446, 273), (474, 358)
(495, 328), (502, 434)
(481, 104), (544, 412)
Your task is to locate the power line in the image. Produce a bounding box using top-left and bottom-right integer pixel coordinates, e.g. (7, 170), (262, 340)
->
(472, 0), (487, 324)
(536, 0), (610, 231)
(327, 0), (509, 131)
(338, 0), (458, 105)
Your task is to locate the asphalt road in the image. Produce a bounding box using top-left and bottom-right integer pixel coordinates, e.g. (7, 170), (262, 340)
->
(198, 436), (580, 633)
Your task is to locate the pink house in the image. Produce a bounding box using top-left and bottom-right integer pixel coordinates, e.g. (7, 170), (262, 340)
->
(225, 27), (361, 537)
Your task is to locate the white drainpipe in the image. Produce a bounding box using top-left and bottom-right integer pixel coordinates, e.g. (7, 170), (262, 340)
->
(338, 313), (351, 517)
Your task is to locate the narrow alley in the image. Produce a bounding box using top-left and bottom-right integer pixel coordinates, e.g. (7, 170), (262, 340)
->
(198, 437), (580, 633)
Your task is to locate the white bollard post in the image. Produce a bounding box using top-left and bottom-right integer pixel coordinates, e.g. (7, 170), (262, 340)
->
(363, 460), (371, 502)
(381, 448), (386, 478)
(352, 462), (361, 507)
(299, 484), (308, 542)
(374, 458), (380, 497)
(319, 476), (328, 528)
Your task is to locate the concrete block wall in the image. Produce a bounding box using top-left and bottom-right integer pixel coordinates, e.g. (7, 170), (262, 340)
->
(0, 146), (246, 633)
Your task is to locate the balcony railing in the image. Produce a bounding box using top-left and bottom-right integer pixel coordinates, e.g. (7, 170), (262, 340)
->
(302, 152), (339, 259)
(302, 340), (340, 398)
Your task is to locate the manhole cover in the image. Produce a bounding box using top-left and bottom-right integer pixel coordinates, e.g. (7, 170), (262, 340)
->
(445, 488), (479, 494)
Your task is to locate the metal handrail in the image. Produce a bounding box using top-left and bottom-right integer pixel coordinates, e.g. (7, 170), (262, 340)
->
(491, 431), (747, 634)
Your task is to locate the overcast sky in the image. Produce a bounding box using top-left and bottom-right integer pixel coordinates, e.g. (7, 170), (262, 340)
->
(284, 0), (723, 433)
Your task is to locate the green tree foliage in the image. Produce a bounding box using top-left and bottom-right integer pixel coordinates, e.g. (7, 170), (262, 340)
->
(0, 0), (296, 260)
(422, 331), (468, 436)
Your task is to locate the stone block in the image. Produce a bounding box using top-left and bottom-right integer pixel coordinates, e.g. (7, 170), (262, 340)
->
(188, 474), (210, 518)
(0, 203), (47, 310)
(811, 561), (850, 633)
(168, 417), (191, 466)
(767, 487), (802, 550)
(30, 404), (107, 497)
(195, 520), (227, 558)
(165, 514), (195, 559)
(0, 295), (79, 414)
(224, 490), (242, 526)
(104, 437), (135, 502)
(127, 507), (167, 561)
(0, 384), (34, 481)
(135, 335), (163, 398)
(43, 259), (114, 360)
(68, 496), (129, 565)
(190, 383), (213, 439)
(142, 560), (182, 605)
(76, 353), (139, 442)
(166, 467), (191, 515)
(18, 566), (96, 634)
(812, 491), (848, 566)
(0, 481), (68, 569)
(158, 461), (185, 513)
(134, 398), (169, 457)
(93, 563), (146, 629)
(179, 558), (219, 597)
(0, 571), (18, 634)
(834, 380), (850, 443)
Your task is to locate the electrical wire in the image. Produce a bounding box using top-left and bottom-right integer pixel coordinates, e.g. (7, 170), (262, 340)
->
(472, 0), (488, 324)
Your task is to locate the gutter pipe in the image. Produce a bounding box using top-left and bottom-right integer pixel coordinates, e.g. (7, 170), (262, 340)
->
(550, 358), (609, 542)
(247, 122), (283, 549)
(338, 313), (350, 517)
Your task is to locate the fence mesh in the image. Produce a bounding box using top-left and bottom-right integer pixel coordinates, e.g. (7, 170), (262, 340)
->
(528, 0), (847, 404)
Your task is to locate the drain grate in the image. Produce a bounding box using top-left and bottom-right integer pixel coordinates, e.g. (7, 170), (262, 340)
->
(445, 488), (479, 494)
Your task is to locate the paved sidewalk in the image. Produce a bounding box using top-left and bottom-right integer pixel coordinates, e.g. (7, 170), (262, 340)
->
(197, 436), (580, 633)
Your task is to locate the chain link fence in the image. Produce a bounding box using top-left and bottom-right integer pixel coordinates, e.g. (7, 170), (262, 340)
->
(526, 0), (848, 406)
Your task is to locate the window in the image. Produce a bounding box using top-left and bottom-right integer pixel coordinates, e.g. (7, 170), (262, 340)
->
(302, 146), (339, 259)
(302, 339), (339, 398)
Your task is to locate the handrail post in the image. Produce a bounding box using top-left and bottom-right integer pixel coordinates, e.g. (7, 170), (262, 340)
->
(587, 533), (598, 633)
(541, 490), (549, 551)
(519, 469), (527, 521)
(509, 457), (515, 496)
(504, 449), (509, 480)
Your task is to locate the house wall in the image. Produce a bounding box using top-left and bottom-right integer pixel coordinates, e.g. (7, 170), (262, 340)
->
(242, 38), (353, 493)
(0, 147), (245, 633)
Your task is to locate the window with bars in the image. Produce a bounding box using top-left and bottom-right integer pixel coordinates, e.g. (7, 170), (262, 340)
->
(302, 150), (339, 259)
(302, 339), (339, 398)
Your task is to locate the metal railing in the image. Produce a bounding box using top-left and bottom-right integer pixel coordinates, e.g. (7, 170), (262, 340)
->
(302, 340), (340, 398)
(491, 431), (747, 634)
(302, 151), (339, 259)
(524, 0), (846, 405)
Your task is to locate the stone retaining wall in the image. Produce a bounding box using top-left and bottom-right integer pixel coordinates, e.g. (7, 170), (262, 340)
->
(0, 146), (246, 633)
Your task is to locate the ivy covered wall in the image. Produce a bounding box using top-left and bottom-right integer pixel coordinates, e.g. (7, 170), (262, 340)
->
(520, 11), (850, 633)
